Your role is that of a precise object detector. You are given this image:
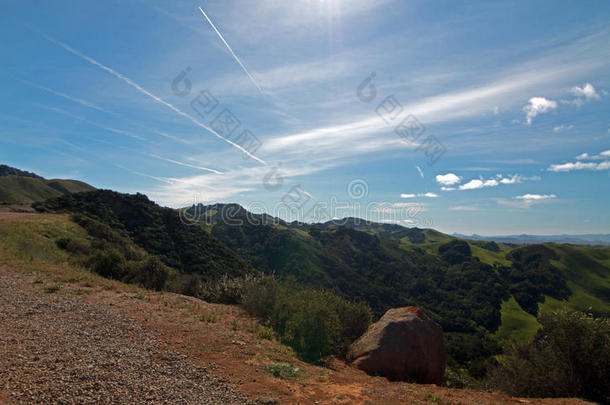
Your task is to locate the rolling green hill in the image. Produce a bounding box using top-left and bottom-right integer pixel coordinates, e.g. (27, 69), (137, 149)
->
(0, 165), (95, 205)
(34, 191), (255, 282)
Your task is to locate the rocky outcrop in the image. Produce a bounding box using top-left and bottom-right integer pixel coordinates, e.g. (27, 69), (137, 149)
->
(347, 306), (445, 384)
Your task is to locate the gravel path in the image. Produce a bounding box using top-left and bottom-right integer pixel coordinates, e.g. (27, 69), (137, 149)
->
(0, 271), (251, 404)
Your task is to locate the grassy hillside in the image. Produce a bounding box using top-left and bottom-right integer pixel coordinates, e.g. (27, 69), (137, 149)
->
(0, 176), (94, 205)
(34, 191), (255, 283)
(0, 163), (95, 206)
(541, 244), (610, 315)
(495, 296), (540, 342)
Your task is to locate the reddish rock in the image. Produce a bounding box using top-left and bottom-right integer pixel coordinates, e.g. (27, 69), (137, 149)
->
(347, 306), (445, 384)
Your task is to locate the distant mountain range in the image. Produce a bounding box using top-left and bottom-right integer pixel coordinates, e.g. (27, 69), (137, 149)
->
(453, 233), (610, 246)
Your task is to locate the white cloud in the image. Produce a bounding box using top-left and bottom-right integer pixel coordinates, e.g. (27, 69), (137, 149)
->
(562, 83), (602, 106)
(435, 173), (461, 186)
(440, 173), (529, 192)
(553, 124), (573, 133)
(459, 179), (483, 190)
(415, 166), (424, 178)
(548, 161), (599, 172)
(459, 178), (499, 190)
(523, 97), (557, 125)
(499, 175), (522, 184)
(515, 194), (557, 200)
(574, 150), (610, 160)
(548, 150), (610, 172)
(400, 192), (438, 198)
(597, 161), (610, 170)
(570, 83), (600, 100)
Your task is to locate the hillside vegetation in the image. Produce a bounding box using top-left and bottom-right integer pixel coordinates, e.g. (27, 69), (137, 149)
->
(0, 164), (94, 206)
(1, 213), (593, 404)
(3, 184), (607, 392)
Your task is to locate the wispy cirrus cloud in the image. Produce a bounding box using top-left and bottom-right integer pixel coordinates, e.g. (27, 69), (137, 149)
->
(400, 192), (438, 198)
(516, 193), (557, 200)
(448, 205), (481, 211)
(496, 193), (557, 209)
(553, 124), (574, 133)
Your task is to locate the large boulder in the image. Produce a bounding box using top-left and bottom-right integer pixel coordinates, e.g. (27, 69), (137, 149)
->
(347, 306), (445, 384)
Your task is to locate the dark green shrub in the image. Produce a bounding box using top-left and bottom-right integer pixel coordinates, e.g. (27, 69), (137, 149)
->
(165, 273), (203, 297)
(87, 249), (126, 280)
(56, 237), (90, 255)
(266, 363), (301, 379)
(489, 309), (610, 403)
(242, 276), (280, 320)
(125, 256), (170, 291)
(199, 274), (261, 304)
(439, 240), (472, 265)
(242, 277), (372, 363)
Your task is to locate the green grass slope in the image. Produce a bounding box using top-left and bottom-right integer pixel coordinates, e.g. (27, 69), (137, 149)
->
(0, 175), (94, 205)
(542, 244), (610, 315)
(495, 296), (540, 342)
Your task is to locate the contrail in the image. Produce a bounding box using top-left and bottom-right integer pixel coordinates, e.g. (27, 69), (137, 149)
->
(37, 103), (145, 140)
(23, 80), (110, 113)
(198, 6), (264, 95)
(154, 129), (194, 145)
(147, 153), (223, 174)
(42, 34), (266, 164)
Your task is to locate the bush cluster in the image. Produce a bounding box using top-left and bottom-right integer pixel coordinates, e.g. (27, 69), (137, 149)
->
(242, 276), (372, 362)
(488, 309), (610, 403)
(56, 214), (172, 291)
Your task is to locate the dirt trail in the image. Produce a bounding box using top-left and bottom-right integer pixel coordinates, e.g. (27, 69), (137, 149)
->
(0, 268), (250, 404)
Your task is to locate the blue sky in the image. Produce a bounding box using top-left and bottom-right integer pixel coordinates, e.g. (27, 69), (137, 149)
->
(1, 0), (609, 235)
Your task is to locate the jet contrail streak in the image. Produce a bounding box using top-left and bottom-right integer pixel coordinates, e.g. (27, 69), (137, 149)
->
(198, 6), (264, 95)
(23, 80), (110, 113)
(147, 153), (223, 174)
(43, 34), (266, 164)
(37, 103), (145, 140)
